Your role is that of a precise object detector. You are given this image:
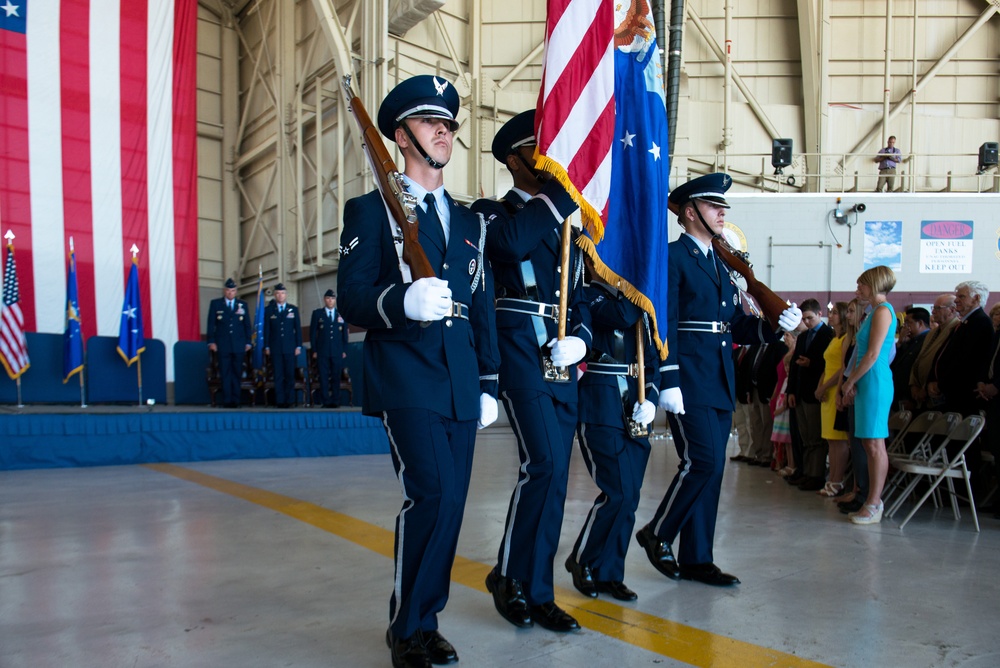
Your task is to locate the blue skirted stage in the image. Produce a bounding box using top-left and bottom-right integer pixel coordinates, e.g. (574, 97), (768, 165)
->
(0, 406), (389, 471)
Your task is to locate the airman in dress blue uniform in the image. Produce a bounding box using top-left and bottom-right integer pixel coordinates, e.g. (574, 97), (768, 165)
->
(309, 289), (348, 407)
(336, 75), (499, 668)
(635, 173), (802, 587)
(263, 283), (302, 408)
(566, 277), (660, 602)
(206, 277), (252, 407)
(472, 110), (592, 633)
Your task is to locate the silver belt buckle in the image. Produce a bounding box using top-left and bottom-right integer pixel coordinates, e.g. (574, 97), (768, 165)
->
(450, 302), (463, 318)
(549, 304), (560, 321)
(628, 363), (640, 378)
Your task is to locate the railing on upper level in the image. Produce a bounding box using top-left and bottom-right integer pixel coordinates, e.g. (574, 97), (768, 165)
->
(670, 153), (1000, 194)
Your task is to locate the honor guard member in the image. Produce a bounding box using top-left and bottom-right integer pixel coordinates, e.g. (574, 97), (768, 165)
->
(635, 173), (802, 586)
(206, 278), (252, 407)
(337, 75), (499, 668)
(263, 283), (302, 408)
(309, 289), (349, 407)
(472, 110), (592, 632)
(566, 274), (659, 602)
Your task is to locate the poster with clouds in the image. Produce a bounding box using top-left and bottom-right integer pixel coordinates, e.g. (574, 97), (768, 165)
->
(864, 220), (902, 271)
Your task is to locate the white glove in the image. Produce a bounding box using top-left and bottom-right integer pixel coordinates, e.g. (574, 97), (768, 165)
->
(477, 393), (499, 430)
(632, 400), (656, 425)
(547, 336), (587, 367)
(658, 387), (685, 414)
(403, 277), (452, 322)
(778, 302), (802, 332)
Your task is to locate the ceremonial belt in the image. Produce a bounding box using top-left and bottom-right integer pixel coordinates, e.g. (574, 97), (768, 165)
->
(495, 298), (564, 322)
(678, 320), (731, 334)
(586, 362), (639, 377)
(449, 302), (470, 320)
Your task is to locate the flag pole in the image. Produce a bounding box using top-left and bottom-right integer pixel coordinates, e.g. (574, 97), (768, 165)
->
(79, 366), (87, 408)
(16, 377), (23, 408)
(635, 324), (645, 404)
(557, 215), (572, 340)
(137, 354), (143, 406)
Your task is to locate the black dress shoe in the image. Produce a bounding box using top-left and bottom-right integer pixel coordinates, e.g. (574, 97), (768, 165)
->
(785, 472), (805, 485)
(528, 601), (580, 632)
(838, 498), (865, 514)
(485, 566), (533, 628)
(386, 630), (431, 668)
(678, 563), (740, 587)
(635, 525), (681, 580)
(595, 580), (637, 601)
(564, 556), (597, 597)
(422, 630), (458, 665)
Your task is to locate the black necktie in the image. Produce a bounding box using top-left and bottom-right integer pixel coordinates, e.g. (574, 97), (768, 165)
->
(227, 300), (233, 310)
(422, 193), (446, 249)
(805, 328), (815, 349)
(706, 248), (719, 280)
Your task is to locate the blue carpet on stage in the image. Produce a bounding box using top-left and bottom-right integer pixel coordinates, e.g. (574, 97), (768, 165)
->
(0, 410), (389, 471)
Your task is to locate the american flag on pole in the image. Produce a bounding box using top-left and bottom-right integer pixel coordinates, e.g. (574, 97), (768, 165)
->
(1, 231), (30, 379)
(0, 0), (199, 379)
(117, 252), (145, 366)
(537, 0), (670, 357)
(63, 238), (84, 382)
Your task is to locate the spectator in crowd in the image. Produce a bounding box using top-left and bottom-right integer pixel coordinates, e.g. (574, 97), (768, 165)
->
(928, 281), (992, 418)
(841, 266), (897, 525)
(814, 302), (849, 497)
(836, 299), (868, 511)
(874, 135), (902, 192)
(909, 294), (960, 409)
(786, 299), (833, 491)
(990, 302), (1000, 331)
(731, 346), (758, 464)
(748, 339), (788, 468)
(771, 331), (798, 476)
(976, 312), (1000, 518)
(890, 307), (930, 411)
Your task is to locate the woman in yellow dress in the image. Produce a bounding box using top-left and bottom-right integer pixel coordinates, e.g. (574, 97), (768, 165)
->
(814, 302), (848, 497)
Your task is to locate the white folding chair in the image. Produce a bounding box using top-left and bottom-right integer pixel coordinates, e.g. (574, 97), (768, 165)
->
(885, 415), (986, 532)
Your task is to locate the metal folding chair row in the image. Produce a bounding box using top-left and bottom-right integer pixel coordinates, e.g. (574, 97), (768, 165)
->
(885, 414), (985, 532)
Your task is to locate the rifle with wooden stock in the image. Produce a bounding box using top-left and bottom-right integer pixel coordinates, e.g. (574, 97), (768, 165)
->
(668, 199), (789, 331)
(341, 76), (435, 280)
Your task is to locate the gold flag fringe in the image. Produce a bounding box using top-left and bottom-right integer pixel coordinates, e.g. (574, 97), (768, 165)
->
(532, 149), (606, 244)
(576, 235), (669, 361)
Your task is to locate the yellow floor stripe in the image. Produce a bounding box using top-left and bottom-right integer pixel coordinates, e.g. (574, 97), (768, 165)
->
(145, 462), (830, 668)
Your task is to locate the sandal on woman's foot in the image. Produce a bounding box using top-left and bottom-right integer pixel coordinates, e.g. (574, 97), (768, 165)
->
(850, 502), (884, 525)
(818, 481), (844, 497)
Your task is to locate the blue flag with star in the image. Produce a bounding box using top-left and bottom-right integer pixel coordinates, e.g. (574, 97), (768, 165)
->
(577, 6), (670, 359)
(0, 0), (27, 35)
(63, 246), (84, 382)
(116, 258), (145, 366)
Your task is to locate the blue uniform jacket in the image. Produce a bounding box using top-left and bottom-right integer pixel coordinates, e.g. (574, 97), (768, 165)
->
(264, 302), (303, 354)
(309, 308), (349, 359)
(337, 189), (499, 421)
(473, 183), (592, 403)
(206, 298), (252, 353)
(660, 235), (778, 411)
(578, 284), (661, 428)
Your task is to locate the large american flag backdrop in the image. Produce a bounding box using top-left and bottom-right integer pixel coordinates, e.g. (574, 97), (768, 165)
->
(0, 0), (199, 373)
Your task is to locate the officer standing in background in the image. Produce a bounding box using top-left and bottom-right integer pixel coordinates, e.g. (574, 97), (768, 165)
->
(309, 289), (348, 407)
(206, 278), (252, 408)
(473, 110), (591, 633)
(636, 173), (802, 587)
(566, 271), (659, 602)
(264, 283), (302, 408)
(337, 75), (499, 668)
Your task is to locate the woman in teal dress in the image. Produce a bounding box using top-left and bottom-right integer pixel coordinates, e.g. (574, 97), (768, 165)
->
(841, 265), (897, 525)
